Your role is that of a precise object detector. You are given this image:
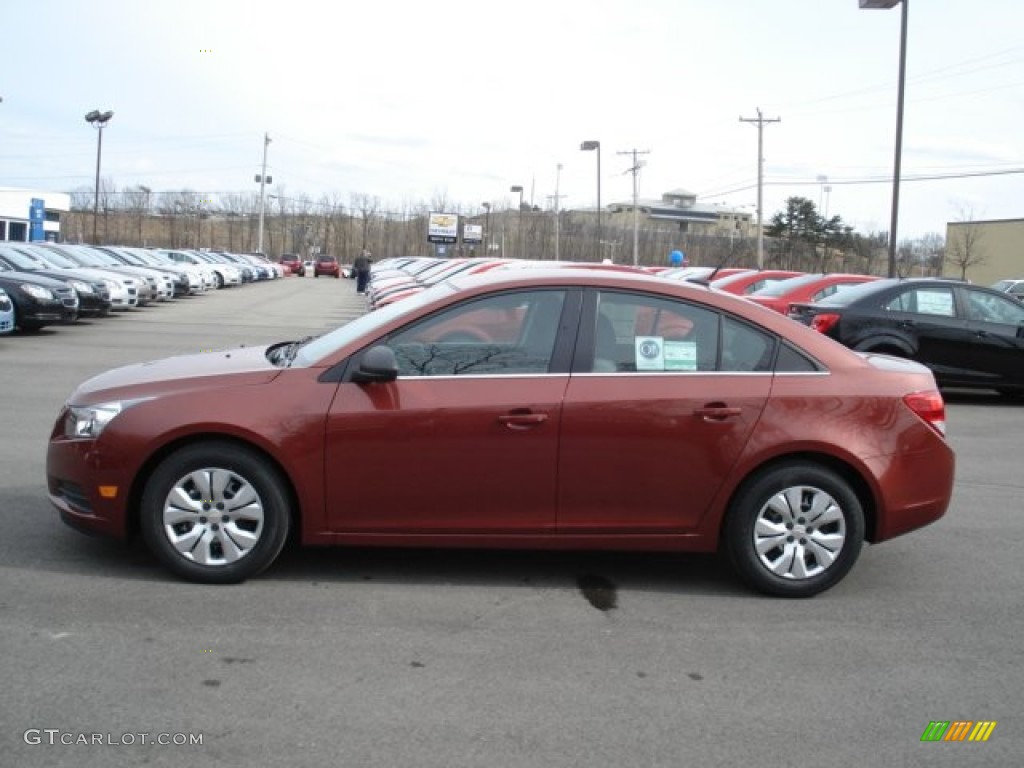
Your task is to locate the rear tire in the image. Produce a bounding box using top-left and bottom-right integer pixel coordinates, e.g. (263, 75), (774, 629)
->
(724, 462), (864, 598)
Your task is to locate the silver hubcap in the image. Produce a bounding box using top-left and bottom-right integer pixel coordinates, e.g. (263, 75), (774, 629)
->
(162, 468), (264, 566)
(753, 485), (846, 580)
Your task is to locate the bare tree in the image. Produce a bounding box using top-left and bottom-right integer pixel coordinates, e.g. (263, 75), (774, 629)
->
(351, 193), (380, 253)
(946, 211), (986, 280)
(917, 232), (945, 276)
(122, 185), (152, 245)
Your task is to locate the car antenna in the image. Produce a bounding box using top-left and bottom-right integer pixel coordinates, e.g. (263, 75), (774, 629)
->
(688, 251), (733, 287)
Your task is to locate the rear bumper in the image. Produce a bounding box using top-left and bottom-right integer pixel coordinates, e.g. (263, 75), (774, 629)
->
(867, 439), (955, 542)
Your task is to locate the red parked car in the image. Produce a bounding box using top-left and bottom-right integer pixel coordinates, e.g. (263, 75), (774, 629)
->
(747, 273), (879, 314)
(47, 269), (953, 596)
(313, 255), (340, 278)
(712, 269), (803, 296)
(278, 254), (302, 275)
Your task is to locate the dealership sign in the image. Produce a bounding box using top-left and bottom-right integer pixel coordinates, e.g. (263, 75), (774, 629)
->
(427, 212), (459, 244)
(462, 224), (483, 244)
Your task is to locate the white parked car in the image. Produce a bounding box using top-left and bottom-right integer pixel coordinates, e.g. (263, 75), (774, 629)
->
(0, 287), (14, 334)
(991, 278), (1024, 301)
(160, 249), (219, 290)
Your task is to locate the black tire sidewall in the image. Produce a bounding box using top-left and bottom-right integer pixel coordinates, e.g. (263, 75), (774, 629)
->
(725, 463), (865, 598)
(140, 442), (290, 584)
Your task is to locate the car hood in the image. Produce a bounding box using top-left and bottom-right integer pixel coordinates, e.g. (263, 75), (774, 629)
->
(71, 345), (280, 403)
(0, 269), (74, 290)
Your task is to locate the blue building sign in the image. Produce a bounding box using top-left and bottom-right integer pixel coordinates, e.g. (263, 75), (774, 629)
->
(29, 198), (45, 242)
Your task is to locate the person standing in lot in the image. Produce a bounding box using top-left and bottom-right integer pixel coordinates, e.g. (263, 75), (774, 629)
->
(354, 249), (372, 294)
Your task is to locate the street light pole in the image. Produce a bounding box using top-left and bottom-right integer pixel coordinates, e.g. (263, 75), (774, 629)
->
(860, 0), (908, 278)
(84, 109), (114, 245)
(580, 140), (601, 260)
(510, 185), (524, 260)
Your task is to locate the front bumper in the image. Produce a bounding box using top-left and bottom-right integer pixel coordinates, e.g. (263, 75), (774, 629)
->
(47, 429), (132, 540)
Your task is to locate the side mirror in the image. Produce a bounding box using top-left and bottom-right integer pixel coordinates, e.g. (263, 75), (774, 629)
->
(352, 345), (399, 383)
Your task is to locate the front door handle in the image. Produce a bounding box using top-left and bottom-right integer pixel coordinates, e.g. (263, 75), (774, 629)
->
(498, 412), (549, 430)
(694, 405), (742, 421)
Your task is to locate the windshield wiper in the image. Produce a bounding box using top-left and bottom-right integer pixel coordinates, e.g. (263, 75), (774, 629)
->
(281, 335), (318, 367)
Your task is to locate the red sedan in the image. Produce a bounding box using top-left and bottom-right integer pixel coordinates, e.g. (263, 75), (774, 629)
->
(47, 269), (953, 596)
(747, 273), (879, 314)
(712, 269), (803, 295)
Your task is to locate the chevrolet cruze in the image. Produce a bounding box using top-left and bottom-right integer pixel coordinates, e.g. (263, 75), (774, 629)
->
(47, 269), (955, 596)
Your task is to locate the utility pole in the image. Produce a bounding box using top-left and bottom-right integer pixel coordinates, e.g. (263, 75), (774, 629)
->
(617, 148), (650, 265)
(256, 132), (272, 254)
(553, 163), (565, 261)
(739, 109), (780, 269)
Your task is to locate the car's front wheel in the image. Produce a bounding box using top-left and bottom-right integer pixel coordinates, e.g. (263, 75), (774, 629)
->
(140, 442), (291, 583)
(724, 462), (864, 598)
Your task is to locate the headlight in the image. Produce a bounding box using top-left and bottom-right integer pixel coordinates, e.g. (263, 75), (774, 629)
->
(69, 280), (94, 294)
(103, 278), (122, 292)
(21, 284), (55, 300)
(64, 399), (149, 439)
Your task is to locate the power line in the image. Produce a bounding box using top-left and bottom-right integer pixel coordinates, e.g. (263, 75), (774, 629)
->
(700, 166), (1024, 200)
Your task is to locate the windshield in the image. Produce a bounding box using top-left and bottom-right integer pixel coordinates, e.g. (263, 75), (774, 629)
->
(29, 246), (77, 268)
(751, 274), (825, 297)
(0, 247), (44, 270)
(815, 278), (898, 306)
(292, 281), (458, 367)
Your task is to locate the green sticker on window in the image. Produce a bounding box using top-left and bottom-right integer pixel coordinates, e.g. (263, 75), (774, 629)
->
(664, 341), (697, 371)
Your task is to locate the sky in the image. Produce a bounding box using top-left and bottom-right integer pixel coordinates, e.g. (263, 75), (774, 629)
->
(2, 0), (1022, 242)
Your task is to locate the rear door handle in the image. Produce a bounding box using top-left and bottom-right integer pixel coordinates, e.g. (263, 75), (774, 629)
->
(694, 405), (742, 421)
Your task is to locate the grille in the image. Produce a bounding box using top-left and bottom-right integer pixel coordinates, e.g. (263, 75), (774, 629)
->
(57, 481), (93, 514)
(55, 287), (78, 308)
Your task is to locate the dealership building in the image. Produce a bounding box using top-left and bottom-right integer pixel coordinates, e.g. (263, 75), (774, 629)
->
(0, 187), (70, 243)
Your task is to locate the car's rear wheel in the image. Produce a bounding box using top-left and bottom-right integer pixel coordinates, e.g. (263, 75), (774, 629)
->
(140, 442), (291, 584)
(724, 462), (864, 598)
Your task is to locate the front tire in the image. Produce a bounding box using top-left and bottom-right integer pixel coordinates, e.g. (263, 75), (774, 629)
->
(140, 442), (291, 584)
(724, 463), (864, 598)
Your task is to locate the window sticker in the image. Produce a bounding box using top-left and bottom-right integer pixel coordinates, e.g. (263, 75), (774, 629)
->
(635, 336), (665, 371)
(915, 290), (954, 316)
(664, 340), (698, 371)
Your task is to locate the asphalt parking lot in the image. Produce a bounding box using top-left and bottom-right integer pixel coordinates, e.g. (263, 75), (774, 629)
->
(1, 275), (1021, 768)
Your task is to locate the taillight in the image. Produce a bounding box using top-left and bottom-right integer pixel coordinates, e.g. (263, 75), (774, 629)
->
(810, 313), (840, 334)
(903, 390), (946, 436)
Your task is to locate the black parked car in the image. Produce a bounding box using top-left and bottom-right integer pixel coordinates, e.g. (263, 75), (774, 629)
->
(790, 278), (1024, 397)
(0, 245), (112, 317)
(0, 261), (79, 331)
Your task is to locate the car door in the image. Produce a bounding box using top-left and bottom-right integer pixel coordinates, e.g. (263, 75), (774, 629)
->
(880, 285), (969, 375)
(324, 288), (576, 533)
(558, 289), (772, 532)
(958, 286), (1024, 387)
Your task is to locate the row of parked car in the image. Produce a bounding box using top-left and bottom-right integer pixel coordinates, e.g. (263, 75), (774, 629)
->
(0, 243), (286, 334)
(277, 253), (352, 279)
(361, 256), (1024, 396)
